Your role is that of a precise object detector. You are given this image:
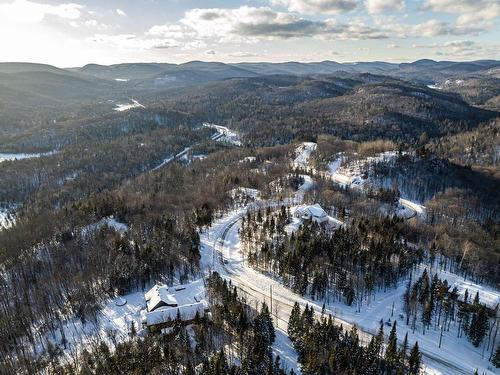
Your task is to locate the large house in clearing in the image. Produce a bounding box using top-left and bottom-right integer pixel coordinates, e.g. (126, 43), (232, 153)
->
(294, 204), (329, 224)
(142, 279), (208, 327)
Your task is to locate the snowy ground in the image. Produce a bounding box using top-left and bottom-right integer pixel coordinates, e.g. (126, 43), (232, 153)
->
(0, 206), (16, 229)
(293, 142), (317, 169)
(151, 123), (240, 172)
(321, 263), (499, 375)
(81, 216), (129, 236)
(284, 205), (343, 235)
(152, 155), (175, 171)
(328, 151), (398, 188)
(203, 198), (499, 374)
(201, 211), (302, 373)
(240, 156), (256, 163)
(326, 152), (427, 220)
(32, 140), (496, 374)
(142, 279), (208, 326)
(427, 84), (442, 90)
(32, 290), (146, 364)
(113, 99), (145, 112)
(151, 147), (191, 171)
(199, 144), (499, 374)
(203, 122), (242, 146)
(399, 198), (427, 218)
(0, 151), (57, 163)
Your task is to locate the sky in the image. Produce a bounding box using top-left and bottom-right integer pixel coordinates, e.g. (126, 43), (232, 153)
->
(0, 0), (499, 67)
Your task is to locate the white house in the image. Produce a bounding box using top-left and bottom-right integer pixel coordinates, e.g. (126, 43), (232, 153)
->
(142, 279), (208, 327)
(294, 204), (329, 224)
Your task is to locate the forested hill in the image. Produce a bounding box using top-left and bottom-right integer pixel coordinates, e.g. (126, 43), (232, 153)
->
(1, 60), (498, 152)
(147, 74), (497, 145)
(0, 59), (498, 374)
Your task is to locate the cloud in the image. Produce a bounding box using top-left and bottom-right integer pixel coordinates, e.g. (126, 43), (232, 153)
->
(0, 0), (113, 32)
(443, 40), (475, 48)
(408, 19), (485, 37)
(456, 5), (500, 26)
(181, 6), (389, 41)
(88, 33), (181, 50)
(82, 19), (109, 30)
(116, 9), (127, 17)
(89, 4), (493, 57)
(424, 0), (496, 14)
(423, 0), (500, 26)
(180, 6), (488, 42)
(0, 0), (83, 25)
(228, 51), (259, 57)
(412, 39), (500, 58)
(365, 0), (404, 14)
(270, 0), (357, 15)
(147, 24), (195, 39)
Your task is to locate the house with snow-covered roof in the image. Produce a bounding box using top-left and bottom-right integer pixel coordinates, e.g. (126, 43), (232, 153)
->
(142, 279), (208, 327)
(294, 204), (329, 224)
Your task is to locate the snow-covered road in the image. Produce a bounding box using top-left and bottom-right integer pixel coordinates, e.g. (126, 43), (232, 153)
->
(200, 143), (497, 375)
(202, 200), (497, 375)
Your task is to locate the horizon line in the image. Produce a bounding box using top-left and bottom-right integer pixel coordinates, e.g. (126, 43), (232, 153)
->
(1, 58), (499, 70)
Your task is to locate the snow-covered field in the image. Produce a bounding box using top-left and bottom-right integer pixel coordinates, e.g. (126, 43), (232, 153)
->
(113, 99), (145, 112)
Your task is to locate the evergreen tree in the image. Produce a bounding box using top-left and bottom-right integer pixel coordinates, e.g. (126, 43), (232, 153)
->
(288, 302), (302, 343)
(408, 342), (421, 375)
(258, 302), (276, 344)
(375, 323), (384, 355)
(385, 321), (398, 368)
(421, 298), (434, 333)
(473, 291), (480, 307)
(399, 332), (409, 366)
(301, 304), (315, 334)
(468, 305), (489, 347)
